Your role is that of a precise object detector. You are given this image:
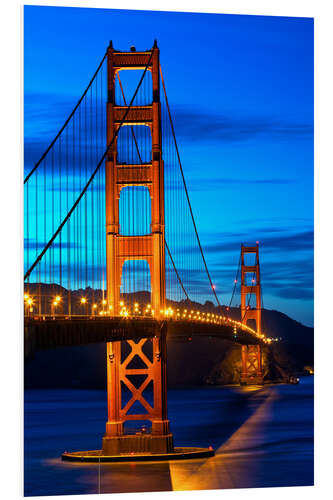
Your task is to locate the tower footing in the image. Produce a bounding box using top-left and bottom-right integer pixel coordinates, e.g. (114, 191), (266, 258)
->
(102, 432), (174, 455)
(240, 376), (264, 386)
(62, 446), (214, 462)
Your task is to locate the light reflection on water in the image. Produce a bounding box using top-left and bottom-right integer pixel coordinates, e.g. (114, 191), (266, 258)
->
(24, 378), (313, 496)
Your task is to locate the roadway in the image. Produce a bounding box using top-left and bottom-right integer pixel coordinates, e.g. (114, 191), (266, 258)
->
(24, 316), (262, 361)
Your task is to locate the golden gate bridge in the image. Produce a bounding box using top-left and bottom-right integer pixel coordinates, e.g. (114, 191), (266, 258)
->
(24, 41), (271, 460)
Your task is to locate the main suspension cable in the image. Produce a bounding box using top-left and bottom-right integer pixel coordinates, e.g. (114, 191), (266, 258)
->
(160, 65), (221, 307)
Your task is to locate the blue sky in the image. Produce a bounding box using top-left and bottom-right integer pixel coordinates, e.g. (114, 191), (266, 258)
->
(24, 6), (314, 326)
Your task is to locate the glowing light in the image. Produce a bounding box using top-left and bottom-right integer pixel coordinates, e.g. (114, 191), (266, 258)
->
(24, 294), (29, 301)
(80, 297), (87, 304)
(93, 304), (97, 309)
(120, 301), (124, 307)
(55, 295), (61, 302)
(102, 299), (107, 305)
(27, 298), (33, 305)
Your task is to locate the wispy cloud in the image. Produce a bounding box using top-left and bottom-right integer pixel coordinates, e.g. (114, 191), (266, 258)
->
(171, 107), (313, 144)
(202, 229), (313, 254)
(187, 177), (297, 191)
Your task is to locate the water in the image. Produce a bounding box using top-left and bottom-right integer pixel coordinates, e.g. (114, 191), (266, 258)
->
(24, 378), (314, 496)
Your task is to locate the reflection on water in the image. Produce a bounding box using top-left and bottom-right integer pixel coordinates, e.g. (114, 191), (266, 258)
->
(24, 378), (313, 496)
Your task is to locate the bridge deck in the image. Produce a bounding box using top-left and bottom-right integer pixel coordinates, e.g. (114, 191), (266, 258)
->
(24, 317), (262, 360)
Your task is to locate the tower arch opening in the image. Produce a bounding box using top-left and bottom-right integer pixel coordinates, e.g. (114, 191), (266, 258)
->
(119, 186), (151, 236)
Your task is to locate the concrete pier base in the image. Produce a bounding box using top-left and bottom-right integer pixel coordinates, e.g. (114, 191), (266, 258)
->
(240, 375), (264, 386)
(102, 432), (174, 455)
(62, 446), (214, 462)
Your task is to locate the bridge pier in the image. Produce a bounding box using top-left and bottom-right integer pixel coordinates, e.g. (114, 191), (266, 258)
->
(240, 344), (263, 385)
(102, 324), (174, 455)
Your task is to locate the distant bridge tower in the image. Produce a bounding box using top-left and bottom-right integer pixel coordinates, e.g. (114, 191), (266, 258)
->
(240, 243), (263, 385)
(102, 42), (173, 455)
(241, 244), (261, 333)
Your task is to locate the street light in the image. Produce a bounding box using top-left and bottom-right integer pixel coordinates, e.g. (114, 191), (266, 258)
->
(25, 296), (33, 317)
(80, 297), (88, 316)
(53, 295), (61, 315)
(51, 300), (58, 319)
(102, 299), (107, 314)
(24, 294), (29, 315)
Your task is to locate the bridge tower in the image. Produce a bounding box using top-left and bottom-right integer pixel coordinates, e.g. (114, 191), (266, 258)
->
(240, 244), (263, 385)
(102, 42), (173, 455)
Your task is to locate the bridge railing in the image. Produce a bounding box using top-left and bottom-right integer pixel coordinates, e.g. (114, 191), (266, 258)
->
(23, 297), (270, 343)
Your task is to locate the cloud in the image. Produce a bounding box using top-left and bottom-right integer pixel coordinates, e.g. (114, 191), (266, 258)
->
(203, 229), (313, 254)
(171, 107), (313, 144)
(273, 286), (313, 300)
(187, 177), (297, 191)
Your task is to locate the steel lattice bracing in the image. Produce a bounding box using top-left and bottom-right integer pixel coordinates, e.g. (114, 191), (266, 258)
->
(240, 345), (263, 385)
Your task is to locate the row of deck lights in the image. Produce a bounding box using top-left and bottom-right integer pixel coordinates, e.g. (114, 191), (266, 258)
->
(24, 294), (273, 344)
(116, 303), (271, 344)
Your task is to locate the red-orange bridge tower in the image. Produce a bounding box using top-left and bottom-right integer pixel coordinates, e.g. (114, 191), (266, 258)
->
(240, 244), (263, 385)
(103, 41), (172, 455)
